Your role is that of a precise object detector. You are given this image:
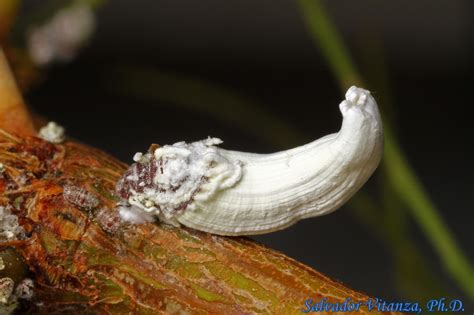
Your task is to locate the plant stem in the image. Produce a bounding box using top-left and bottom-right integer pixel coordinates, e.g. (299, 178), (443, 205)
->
(0, 48), (35, 135)
(297, 0), (362, 90)
(384, 130), (474, 299)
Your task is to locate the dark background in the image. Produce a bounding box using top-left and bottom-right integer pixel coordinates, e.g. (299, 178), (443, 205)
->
(23, 0), (473, 306)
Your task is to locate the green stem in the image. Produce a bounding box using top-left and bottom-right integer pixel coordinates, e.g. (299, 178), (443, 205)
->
(384, 130), (474, 299)
(297, 0), (362, 89)
(297, 0), (474, 299)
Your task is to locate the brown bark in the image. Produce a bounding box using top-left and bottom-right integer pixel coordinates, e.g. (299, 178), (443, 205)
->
(0, 133), (400, 314)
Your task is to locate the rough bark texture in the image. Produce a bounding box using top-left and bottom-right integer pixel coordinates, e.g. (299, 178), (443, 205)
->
(0, 130), (401, 314)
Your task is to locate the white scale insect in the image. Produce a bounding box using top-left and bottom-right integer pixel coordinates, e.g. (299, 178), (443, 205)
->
(116, 86), (383, 236)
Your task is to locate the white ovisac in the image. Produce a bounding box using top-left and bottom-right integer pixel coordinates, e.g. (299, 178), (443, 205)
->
(117, 86), (383, 236)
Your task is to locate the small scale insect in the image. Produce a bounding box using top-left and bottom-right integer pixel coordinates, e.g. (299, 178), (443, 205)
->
(63, 184), (99, 210)
(117, 86), (384, 236)
(96, 208), (122, 234)
(14, 279), (34, 300)
(0, 206), (24, 241)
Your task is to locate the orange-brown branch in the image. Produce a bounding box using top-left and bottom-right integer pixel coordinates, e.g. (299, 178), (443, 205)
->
(0, 48), (35, 136)
(0, 131), (402, 314)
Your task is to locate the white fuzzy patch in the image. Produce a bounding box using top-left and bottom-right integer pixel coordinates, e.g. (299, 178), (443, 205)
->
(14, 279), (34, 300)
(0, 278), (34, 314)
(0, 207), (24, 241)
(38, 121), (65, 144)
(132, 152), (143, 162)
(0, 278), (14, 304)
(117, 204), (155, 224)
(125, 137), (242, 223)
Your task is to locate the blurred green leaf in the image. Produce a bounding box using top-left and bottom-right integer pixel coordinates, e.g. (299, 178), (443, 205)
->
(384, 131), (474, 299)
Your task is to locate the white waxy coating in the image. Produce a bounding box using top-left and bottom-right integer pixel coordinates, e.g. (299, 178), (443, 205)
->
(120, 137), (243, 224)
(0, 206), (25, 241)
(117, 204), (155, 224)
(38, 121), (65, 144)
(119, 86), (383, 236)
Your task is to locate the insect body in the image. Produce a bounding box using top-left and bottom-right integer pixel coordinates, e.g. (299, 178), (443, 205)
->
(116, 86), (383, 236)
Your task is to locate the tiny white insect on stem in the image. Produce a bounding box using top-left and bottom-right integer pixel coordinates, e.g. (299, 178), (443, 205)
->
(116, 86), (383, 235)
(38, 121), (65, 144)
